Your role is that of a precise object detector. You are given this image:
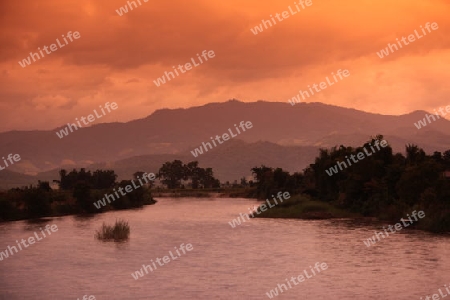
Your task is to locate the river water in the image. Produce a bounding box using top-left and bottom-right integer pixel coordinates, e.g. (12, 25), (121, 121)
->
(0, 197), (449, 300)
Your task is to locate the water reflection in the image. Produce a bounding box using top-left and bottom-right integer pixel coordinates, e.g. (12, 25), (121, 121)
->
(0, 198), (448, 300)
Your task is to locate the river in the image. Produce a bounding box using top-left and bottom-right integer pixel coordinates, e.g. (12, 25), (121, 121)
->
(0, 197), (449, 299)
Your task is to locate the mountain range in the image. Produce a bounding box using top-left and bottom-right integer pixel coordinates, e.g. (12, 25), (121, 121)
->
(1, 100), (449, 188)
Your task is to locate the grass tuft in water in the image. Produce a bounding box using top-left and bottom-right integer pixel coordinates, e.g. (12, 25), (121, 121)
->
(95, 219), (130, 241)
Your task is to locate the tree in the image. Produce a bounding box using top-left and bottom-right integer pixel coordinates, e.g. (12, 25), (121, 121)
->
(91, 170), (117, 189)
(185, 161), (201, 189)
(405, 144), (425, 165)
(73, 183), (95, 213)
(56, 168), (117, 190)
(199, 167), (220, 188)
(157, 160), (220, 189)
(38, 181), (51, 192)
(23, 188), (52, 218)
(443, 150), (450, 168)
(158, 160), (187, 189)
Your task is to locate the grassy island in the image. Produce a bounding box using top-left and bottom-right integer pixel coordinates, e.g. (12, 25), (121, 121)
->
(254, 195), (359, 220)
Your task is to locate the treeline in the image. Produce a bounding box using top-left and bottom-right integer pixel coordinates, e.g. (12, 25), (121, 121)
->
(0, 160), (223, 222)
(57, 169), (117, 190)
(251, 135), (450, 232)
(251, 166), (303, 198)
(157, 160), (220, 189)
(0, 168), (155, 222)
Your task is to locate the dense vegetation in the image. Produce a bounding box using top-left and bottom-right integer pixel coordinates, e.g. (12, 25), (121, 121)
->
(252, 135), (450, 233)
(157, 160), (221, 189)
(0, 160), (223, 222)
(0, 168), (155, 221)
(95, 219), (130, 241)
(2, 140), (449, 233)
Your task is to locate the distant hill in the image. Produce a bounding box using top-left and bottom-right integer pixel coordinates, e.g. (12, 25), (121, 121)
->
(0, 100), (449, 187)
(28, 140), (319, 185)
(0, 170), (37, 190)
(90, 139), (320, 181)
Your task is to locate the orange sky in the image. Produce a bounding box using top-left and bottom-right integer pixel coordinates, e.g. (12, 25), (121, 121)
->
(0, 0), (449, 131)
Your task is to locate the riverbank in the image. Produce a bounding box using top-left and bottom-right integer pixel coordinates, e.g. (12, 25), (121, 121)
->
(253, 194), (359, 220)
(152, 187), (254, 198)
(0, 188), (157, 223)
(2, 197), (447, 299)
(252, 194), (450, 233)
(0, 187), (253, 223)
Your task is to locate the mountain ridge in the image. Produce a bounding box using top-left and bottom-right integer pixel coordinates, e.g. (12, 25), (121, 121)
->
(0, 100), (449, 183)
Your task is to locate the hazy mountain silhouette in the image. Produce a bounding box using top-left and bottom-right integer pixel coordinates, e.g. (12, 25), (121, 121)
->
(1, 100), (449, 187)
(30, 140), (319, 185)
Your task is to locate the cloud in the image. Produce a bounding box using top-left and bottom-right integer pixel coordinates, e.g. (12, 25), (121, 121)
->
(0, 0), (449, 131)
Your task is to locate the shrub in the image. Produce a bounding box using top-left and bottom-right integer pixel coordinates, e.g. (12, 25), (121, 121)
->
(23, 188), (52, 219)
(95, 219), (130, 241)
(301, 201), (330, 213)
(0, 196), (20, 221)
